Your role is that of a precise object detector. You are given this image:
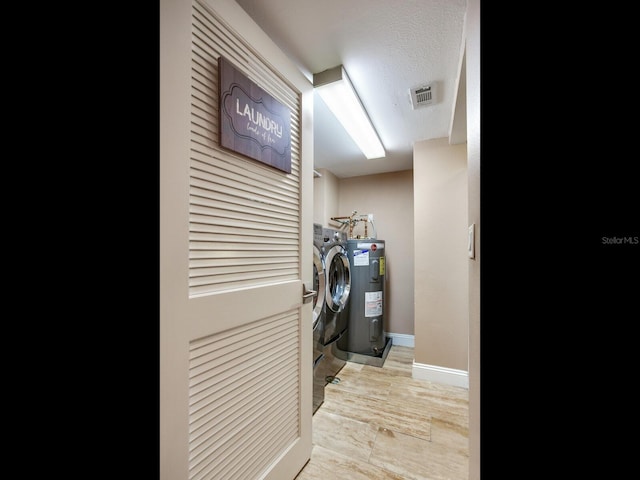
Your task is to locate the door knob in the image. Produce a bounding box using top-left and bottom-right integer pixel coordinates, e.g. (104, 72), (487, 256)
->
(302, 283), (317, 304)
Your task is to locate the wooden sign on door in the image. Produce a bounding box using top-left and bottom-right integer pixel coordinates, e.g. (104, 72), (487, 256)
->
(218, 56), (292, 174)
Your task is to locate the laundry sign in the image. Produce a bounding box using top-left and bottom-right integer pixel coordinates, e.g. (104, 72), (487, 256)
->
(218, 56), (292, 173)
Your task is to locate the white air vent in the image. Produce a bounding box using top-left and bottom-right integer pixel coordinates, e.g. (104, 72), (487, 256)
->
(410, 84), (434, 109)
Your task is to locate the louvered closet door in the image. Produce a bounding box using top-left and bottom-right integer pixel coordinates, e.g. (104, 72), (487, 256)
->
(160, 1), (314, 479)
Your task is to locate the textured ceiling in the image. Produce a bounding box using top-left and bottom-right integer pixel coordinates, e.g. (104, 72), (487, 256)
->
(235, 0), (467, 178)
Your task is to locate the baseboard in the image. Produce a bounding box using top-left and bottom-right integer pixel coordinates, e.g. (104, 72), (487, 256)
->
(412, 361), (469, 389)
(386, 332), (414, 347)
(386, 334), (467, 388)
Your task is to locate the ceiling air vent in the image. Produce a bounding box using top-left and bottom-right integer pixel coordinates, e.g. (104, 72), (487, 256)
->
(410, 84), (434, 109)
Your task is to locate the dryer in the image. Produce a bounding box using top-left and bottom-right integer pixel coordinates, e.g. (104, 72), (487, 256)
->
(312, 223), (326, 413)
(321, 227), (351, 382)
(312, 224), (326, 337)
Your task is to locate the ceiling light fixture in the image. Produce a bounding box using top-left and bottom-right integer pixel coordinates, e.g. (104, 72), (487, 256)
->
(313, 65), (385, 159)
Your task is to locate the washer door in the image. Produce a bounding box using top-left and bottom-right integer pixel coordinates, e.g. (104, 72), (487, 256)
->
(312, 244), (326, 327)
(324, 243), (351, 313)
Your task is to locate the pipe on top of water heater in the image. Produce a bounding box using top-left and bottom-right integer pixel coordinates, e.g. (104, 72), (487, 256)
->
(330, 211), (377, 239)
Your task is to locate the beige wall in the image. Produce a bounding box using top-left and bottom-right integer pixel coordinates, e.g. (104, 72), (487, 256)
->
(413, 138), (468, 371)
(466, 0), (481, 477)
(313, 169), (414, 336)
(313, 168), (339, 227)
(337, 170), (414, 336)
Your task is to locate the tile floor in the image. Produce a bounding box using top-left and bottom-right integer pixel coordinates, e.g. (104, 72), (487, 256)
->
(295, 345), (469, 480)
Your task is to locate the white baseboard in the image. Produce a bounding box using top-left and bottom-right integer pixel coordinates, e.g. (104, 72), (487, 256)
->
(412, 362), (469, 389)
(386, 332), (414, 347)
(386, 334), (467, 389)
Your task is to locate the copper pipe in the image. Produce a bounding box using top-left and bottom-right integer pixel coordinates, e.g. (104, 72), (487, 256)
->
(331, 211), (372, 239)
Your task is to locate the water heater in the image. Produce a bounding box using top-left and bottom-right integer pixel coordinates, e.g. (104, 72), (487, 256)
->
(340, 238), (386, 355)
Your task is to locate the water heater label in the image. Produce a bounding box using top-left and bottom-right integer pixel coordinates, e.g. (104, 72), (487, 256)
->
(365, 291), (383, 317)
(379, 257), (385, 275)
(357, 242), (384, 249)
(353, 249), (369, 266)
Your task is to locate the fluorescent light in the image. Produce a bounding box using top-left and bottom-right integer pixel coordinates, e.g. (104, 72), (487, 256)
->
(313, 65), (385, 159)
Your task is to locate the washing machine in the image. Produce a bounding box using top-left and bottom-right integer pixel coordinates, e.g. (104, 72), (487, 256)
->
(321, 227), (351, 382)
(312, 223), (326, 413)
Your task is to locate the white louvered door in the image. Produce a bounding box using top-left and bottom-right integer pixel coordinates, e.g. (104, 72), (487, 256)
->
(161, 1), (314, 479)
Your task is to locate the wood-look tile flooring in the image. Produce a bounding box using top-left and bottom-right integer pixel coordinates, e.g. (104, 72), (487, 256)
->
(295, 345), (469, 480)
